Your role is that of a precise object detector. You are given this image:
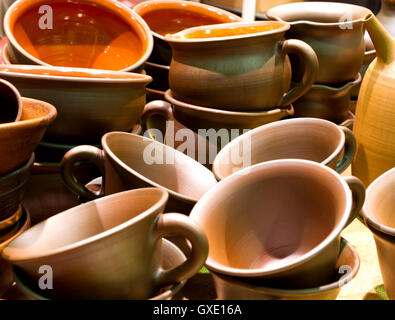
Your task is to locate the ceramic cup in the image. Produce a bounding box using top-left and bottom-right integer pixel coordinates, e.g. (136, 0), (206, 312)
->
(212, 239), (360, 300)
(2, 188), (208, 299)
(361, 167), (395, 299)
(165, 21), (318, 111)
(134, 0), (242, 66)
(60, 132), (217, 213)
(212, 118), (356, 180)
(0, 78), (22, 123)
(190, 159), (365, 288)
(4, 0), (153, 72)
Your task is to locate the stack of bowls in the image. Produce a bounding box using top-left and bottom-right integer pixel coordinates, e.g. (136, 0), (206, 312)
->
(267, 2), (371, 123)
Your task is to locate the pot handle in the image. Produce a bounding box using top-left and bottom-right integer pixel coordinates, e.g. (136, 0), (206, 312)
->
(336, 126), (357, 174)
(60, 145), (105, 200)
(342, 176), (365, 228)
(279, 39), (319, 107)
(141, 100), (175, 141)
(154, 213), (208, 287)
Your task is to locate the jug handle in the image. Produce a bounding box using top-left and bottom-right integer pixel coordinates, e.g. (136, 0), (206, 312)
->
(279, 39), (319, 107)
(60, 145), (105, 200)
(140, 100), (175, 141)
(342, 176), (366, 228)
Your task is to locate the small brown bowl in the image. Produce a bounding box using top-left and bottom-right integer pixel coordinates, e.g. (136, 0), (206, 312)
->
(0, 78), (22, 123)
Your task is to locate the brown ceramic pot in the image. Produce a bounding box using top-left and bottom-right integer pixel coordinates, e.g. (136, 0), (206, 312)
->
(0, 78), (22, 123)
(361, 167), (395, 299)
(166, 21), (318, 111)
(4, 0), (153, 72)
(267, 2), (371, 85)
(145, 61), (170, 92)
(60, 132), (217, 213)
(0, 97), (57, 175)
(190, 159), (365, 288)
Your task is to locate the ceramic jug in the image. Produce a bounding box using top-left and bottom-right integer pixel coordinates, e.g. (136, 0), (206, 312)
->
(352, 13), (395, 185)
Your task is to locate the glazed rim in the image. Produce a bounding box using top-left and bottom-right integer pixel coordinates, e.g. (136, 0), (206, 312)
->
(166, 21), (289, 43)
(0, 97), (57, 132)
(266, 2), (372, 27)
(309, 72), (362, 91)
(361, 167), (395, 236)
(4, 0), (154, 72)
(0, 78), (22, 121)
(212, 117), (346, 180)
(133, 0), (242, 40)
(0, 65), (153, 84)
(2, 188), (169, 261)
(212, 240), (360, 295)
(165, 90), (293, 116)
(102, 131), (216, 204)
(190, 159), (354, 277)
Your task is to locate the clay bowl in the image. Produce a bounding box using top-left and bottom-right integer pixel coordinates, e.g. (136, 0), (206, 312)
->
(9, 238), (186, 300)
(0, 97), (57, 175)
(293, 73), (362, 123)
(212, 239), (360, 300)
(0, 78), (22, 123)
(361, 167), (395, 299)
(0, 206), (23, 234)
(134, 0), (242, 65)
(4, 0), (153, 72)
(0, 65), (151, 144)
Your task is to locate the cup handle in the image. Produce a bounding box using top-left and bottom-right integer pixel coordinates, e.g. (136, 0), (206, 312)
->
(154, 213), (208, 286)
(340, 118), (354, 130)
(60, 145), (105, 200)
(279, 39), (318, 107)
(140, 100), (175, 141)
(336, 126), (357, 174)
(343, 176), (365, 228)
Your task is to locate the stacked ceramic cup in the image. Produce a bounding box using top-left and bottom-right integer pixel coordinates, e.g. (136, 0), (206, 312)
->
(267, 2), (372, 123)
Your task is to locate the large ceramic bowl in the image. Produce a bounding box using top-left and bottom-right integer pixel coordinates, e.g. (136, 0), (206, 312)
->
(4, 0), (153, 72)
(0, 97), (57, 175)
(0, 65), (152, 144)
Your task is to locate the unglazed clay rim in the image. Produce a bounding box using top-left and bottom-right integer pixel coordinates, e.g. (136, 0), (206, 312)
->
(102, 132), (217, 204)
(212, 117), (346, 180)
(190, 159), (354, 277)
(165, 90), (293, 116)
(1, 42), (11, 64)
(133, 0), (243, 41)
(4, 0), (154, 72)
(211, 240), (360, 295)
(166, 20), (289, 43)
(2, 188), (169, 262)
(361, 167), (395, 237)
(0, 64), (153, 84)
(266, 2), (372, 27)
(145, 61), (170, 71)
(0, 78), (22, 122)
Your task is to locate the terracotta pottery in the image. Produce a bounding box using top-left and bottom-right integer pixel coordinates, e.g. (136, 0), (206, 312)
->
(0, 65), (151, 144)
(293, 73), (362, 123)
(4, 0), (153, 72)
(145, 61), (170, 92)
(190, 159), (365, 288)
(0, 79), (22, 123)
(0, 97), (56, 175)
(212, 239), (360, 300)
(352, 13), (395, 186)
(267, 2), (371, 85)
(212, 118), (356, 180)
(166, 21), (318, 111)
(2, 188), (208, 299)
(0, 206), (23, 233)
(60, 132), (218, 213)
(351, 49), (376, 99)
(361, 167), (395, 299)
(8, 238), (187, 300)
(134, 0), (242, 65)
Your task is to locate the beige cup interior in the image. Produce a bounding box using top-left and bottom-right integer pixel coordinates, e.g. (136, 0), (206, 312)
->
(195, 161), (347, 272)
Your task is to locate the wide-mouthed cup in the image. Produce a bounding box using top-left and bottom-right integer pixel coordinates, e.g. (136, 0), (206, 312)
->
(134, 0), (242, 65)
(190, 159), (365, 288)
(212, 118), (356, 180)
(266, 2), (371, 85)
(0, 65), (152, 144)
(165, 21), (318, 111)
(361, 167), (395, 299)
(60, 132), (217, 213)
(212, 239), (360, 300)
(0, 97), (57, 175)
(0, 78), (22, 123)
(4, 0), (153, 72)
(2, 188), (208, 299)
